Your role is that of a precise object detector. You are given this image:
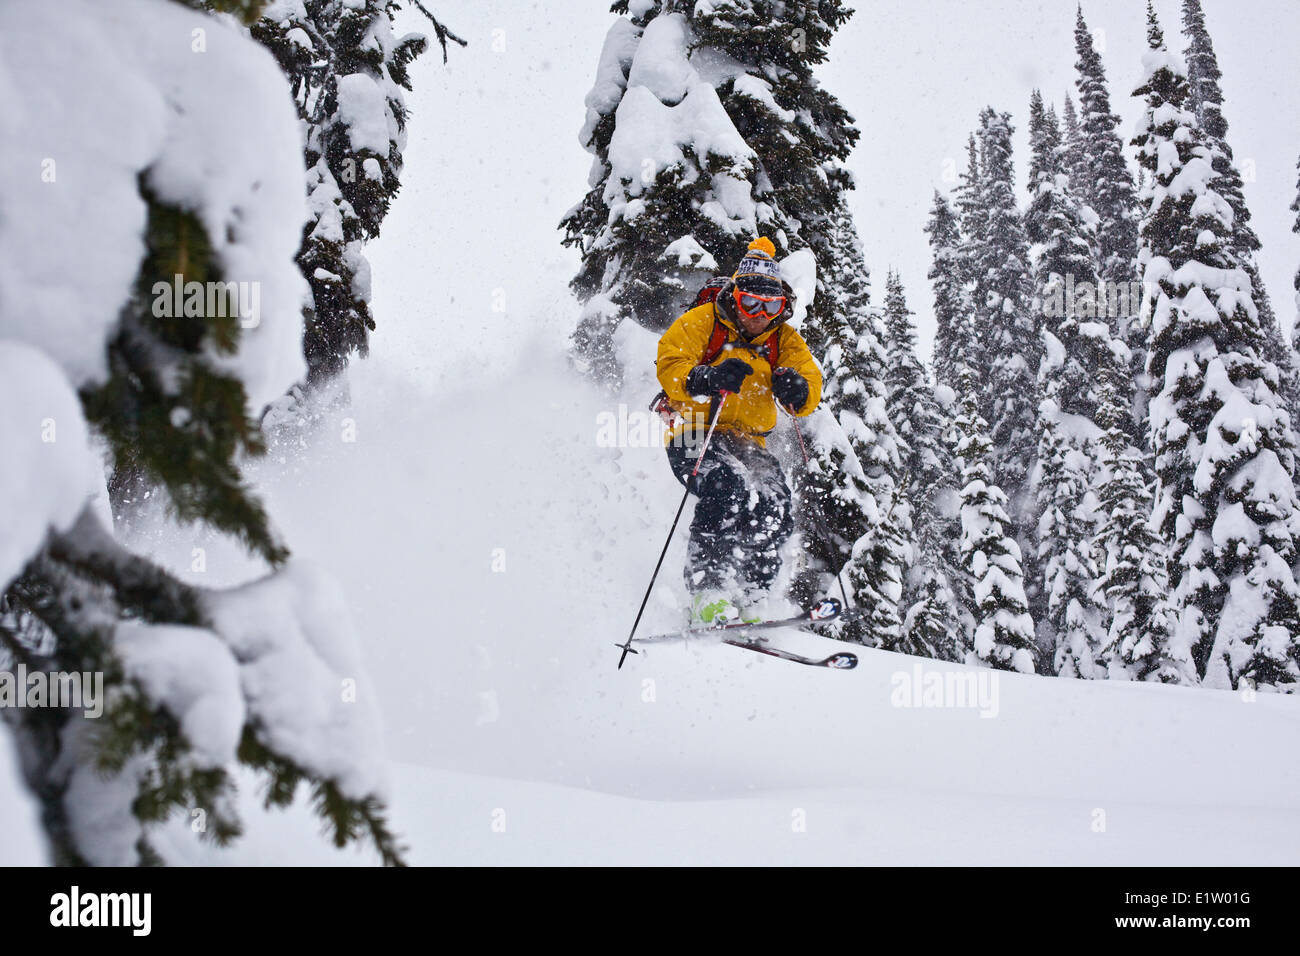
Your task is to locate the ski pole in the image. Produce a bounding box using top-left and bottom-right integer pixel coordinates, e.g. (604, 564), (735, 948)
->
(616, 391), (729, 669)
(782, 404), (851, 611)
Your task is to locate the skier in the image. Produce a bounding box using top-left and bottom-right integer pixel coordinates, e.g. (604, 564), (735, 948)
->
(656, 237), (823, 625)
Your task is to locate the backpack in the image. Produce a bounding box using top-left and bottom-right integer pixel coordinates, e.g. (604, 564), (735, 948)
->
(692, 275), (730, 307)
(649, 278), (781, 425)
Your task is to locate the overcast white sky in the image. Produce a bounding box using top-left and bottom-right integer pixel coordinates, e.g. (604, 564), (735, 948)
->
(373, 0), (1299, 374)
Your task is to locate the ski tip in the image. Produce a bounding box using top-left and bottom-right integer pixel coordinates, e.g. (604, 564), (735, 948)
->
(822, 652), (857, 670)
(810, 598), (843, 622)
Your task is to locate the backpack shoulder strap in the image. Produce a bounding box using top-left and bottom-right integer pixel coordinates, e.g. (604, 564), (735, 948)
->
(765, 327), (780, 369)
(702, 315), (784, 369)
(701, 314), (731, 366)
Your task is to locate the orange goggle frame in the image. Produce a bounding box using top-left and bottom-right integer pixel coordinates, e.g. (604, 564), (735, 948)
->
(734, 288), (786, 319)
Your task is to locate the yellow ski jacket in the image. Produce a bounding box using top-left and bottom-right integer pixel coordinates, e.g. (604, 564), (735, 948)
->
(656, 303), (823, 448)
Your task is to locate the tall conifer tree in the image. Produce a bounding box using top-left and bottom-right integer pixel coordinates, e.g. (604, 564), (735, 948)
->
(1179, 0), (1300, 428)
(562, 0), (857, 388)
(1092, 375), (1194, 683)
(1074, 6), (1145, 412)
(974, 108), (1038, 513)
(1134, 4), (1300, 690)
(953, 369), (1037, 674)
(924, 192), (970, 389)
(253, 0), (462, 394)
(882, 271), (963, 660)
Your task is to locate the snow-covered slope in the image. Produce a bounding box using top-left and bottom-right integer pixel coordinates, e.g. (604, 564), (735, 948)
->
(107, 0), (1300, 865)
(120, 335), (1300, 865)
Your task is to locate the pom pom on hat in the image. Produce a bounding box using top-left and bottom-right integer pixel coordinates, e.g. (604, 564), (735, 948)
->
(733, 235), (781, 281)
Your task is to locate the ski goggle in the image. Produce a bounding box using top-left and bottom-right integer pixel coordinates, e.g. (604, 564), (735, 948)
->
(734, 288), (786, 319)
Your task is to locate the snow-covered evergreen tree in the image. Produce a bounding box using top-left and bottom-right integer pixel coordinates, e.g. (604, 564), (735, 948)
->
(187, 0), (264, 19)
(842, 494), (908, 650)
(1025, 90), (1058, 195)
(1180, 0), (1261, 286)
(690, 0), (858, 304)
(1024, 88), (1125, 674)
(1034, 400), (1105, 678)
(814, 196), (873, 359)
(797, 209), (907, 643)
(882, 271), (952, 535)
(252, 1), (461, 394)
(1026, 89), (1114, 423)
(1059, 93), (1088, 201)
(923, 192), (970, 390)
(881, 271), (963, 660)
(1, 0), (404, 864)
(900, 572), (963, 662)
(1257, 311), (1300, 435)
(1178, 0), (1300, 428)
(1294, 153), (1300, 315)
(562, 0), (857, 388)
(1133, 5), (1300, 691)
(792, 394), (905, 654)
(953, 368), (1037, 674)
(973, 108), (1038, 515)
(953, 132), (986, 328)
(1073, 6), (1145, 403)
(1091, 375), (1194, 683)
(1073, 7), (1140, 296)
(790, 410), (878, 607)
(817, 206), (904, 502)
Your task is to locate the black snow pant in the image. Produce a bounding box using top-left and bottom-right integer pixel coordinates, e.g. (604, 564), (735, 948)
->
(666, 428), (794, 599)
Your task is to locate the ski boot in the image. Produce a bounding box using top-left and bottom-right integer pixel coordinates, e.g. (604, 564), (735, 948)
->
(691, 590), (742, 626)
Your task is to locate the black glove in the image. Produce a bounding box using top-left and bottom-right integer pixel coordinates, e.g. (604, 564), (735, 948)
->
(686, 357), (753, 397)
(772, 367), (809, 410)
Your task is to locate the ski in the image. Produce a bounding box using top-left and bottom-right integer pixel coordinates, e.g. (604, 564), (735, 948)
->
(623, 597), (857, 669)
(629, 597), (843, 646)
(721, 637), (858, 670)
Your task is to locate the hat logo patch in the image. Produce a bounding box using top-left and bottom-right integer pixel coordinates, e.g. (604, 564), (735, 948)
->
(734, 254), (781, 280)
